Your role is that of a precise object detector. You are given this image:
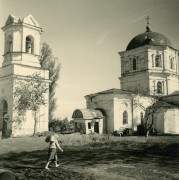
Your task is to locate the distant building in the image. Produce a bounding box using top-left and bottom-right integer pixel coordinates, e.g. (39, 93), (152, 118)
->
(72, 109), (104, 134)
(0, 15), (50, 137)
(73, 19), (179, 135)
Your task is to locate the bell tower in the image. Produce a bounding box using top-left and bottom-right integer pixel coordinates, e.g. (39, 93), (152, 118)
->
(2, 14), (42, 68)
(0, 15), (49, 137)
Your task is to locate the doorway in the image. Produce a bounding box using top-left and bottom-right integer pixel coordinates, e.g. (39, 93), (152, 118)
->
(94, 122), (99, 133)
(0, 100), (8, 137)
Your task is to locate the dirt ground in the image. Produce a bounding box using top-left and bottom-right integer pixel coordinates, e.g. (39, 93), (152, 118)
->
(0, 136), (179, 180)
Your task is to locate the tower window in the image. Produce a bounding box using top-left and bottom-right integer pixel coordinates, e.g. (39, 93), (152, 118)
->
(123, 111), (128, 124)
(133, 58), (137, 70)
(157, 81), (162, 94)
(155, 55), (162, 67)
(6, 35), (12, 53)
(170, 57), (175, 69)
(26, 36), (34, 54)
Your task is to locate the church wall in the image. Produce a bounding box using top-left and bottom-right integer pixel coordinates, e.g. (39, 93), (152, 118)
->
(148, 49), (164, 70)
(153, 108), (179, 134)
(11, 76), (49, 136)
(120, 46), (151, 92)
(12, 104), (49, 136)
(12, 110), (35, 136)
(13, 64), (49, 79)
(132, 95), (154, 130)
(149, 75), (168, 95)
(164, 48), (178, 74)
(0, 76), (14, 132)
(22, 26), (41, 55)
(0, 65), (13, 78)
(175, 110), (179, 134)
(86, 94), (115, 133)
(113, 97), (132, 131)
(167, 77), (179, 94)
(13, 30), (21, 52)
(120, 73), (149, 92)
(86, 93), (155, 133)
(0, 65), (49, 136)
(164, 109), (179, 134)
(153, 109), (165, 134)
(38, 90), (49, 132)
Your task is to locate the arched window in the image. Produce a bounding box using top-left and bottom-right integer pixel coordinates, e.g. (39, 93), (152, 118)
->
(26, 36), (34, 54)
(6, 35), (12, 53)
(140, 112), (144, 124)
(123, 111), (128, 124)
(157, 81), (162, 94)
(170, 57), (175, 69)
(133, 58), (137, 70)
(155, 55), (161, 67)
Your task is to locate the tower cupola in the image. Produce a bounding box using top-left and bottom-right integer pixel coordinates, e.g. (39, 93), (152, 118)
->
(2, 14), (43, 68)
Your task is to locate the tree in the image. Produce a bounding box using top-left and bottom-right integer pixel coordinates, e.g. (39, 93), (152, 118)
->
(39, 43), (61, 121)
(126, 85), (166, 137)
(143, 100), (166, 137)
(49, 117), (75, 133)
(132, 93), (166, 137)
(13, 73), (48, 136)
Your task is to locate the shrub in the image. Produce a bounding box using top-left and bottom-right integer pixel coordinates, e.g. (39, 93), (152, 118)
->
(49, 117), (75, 133)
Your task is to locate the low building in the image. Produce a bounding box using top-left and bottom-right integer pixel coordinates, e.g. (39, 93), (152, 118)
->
(145, 101), (179, 134)
(72, 109), (104, 134)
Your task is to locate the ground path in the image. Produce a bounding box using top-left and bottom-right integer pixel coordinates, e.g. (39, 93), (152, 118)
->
(0, 135), (178, 179)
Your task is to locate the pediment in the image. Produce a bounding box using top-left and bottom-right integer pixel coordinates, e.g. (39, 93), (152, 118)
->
(22, 15), (40, 27)
(5, 14), (40, 28)
(5, 14), (21, 25)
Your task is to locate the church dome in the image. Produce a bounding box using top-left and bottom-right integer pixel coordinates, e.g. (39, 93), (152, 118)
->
(126, 26), (173, 51)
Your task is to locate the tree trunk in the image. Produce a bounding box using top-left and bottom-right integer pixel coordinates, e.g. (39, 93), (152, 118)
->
(33, 112), (38, 136)
(146, 129), (150, 137)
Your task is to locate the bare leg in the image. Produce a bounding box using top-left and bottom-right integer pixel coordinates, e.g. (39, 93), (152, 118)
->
(54, 155), (59, 167)
(45, 161), (51, 169)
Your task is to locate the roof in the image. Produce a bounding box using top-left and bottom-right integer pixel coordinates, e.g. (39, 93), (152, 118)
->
(72, 109), (104, 119)
(86, 88), (133, 96)
(126, 26), (173, 51)
(159, 91), (179, 106)
(149, 101), (178, 109)
(4, 14), (40, 28)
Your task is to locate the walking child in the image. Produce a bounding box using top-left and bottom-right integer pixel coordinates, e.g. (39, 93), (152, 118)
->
(45, 133), (63, 170)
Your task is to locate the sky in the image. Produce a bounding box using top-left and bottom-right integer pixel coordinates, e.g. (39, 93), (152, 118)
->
(0, 0), (179, 119)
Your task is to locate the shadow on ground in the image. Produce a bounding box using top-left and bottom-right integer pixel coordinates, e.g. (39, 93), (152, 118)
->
(0, 141), (178, 180)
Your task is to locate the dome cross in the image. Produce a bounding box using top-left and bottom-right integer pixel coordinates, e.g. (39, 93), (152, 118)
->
(146, 16), (150, 26)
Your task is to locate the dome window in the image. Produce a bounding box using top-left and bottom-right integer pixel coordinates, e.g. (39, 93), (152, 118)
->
(25, 36), (34, 54)
(170, 56), (175, 70)
(133, 58), (137, 70)
(155, 54), (162, 67)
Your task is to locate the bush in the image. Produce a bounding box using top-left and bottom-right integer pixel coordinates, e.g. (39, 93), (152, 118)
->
(113, 128), (135, 137)
(49, 118), (75, 133)
(36, 131), (50, 137)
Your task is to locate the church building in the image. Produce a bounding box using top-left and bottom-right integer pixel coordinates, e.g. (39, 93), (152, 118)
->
(73, 18), (179, 135)
(0, 15), (50, 137)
